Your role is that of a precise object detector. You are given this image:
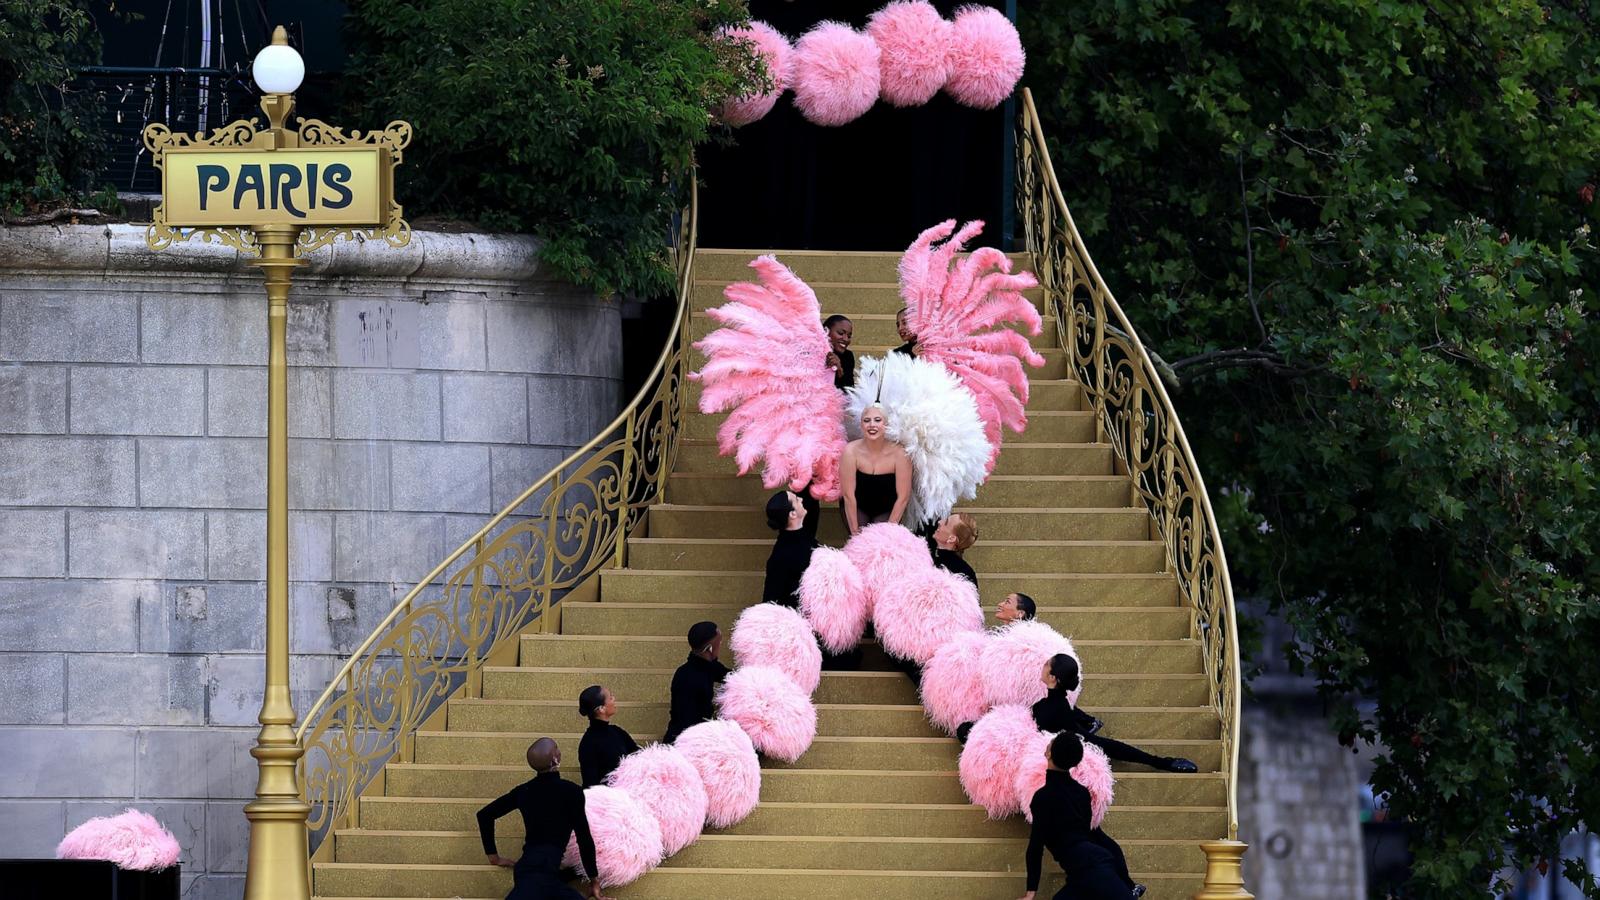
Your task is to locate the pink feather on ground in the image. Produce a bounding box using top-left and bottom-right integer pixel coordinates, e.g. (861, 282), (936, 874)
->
(958, 704), (1043, 818)
(944, 5), (1024, 108)
(56, 809), (181, 871)
(607, 743), (709, 856)
(674, 719), (762, 828)
(799, 546), (870, 653)
(920, 629), (991, 733)
(561, 785), (664, 886)
(731, 603), (823, 694)
(717, 22), (792, 127)
(873, 564), (984, 664)
(867, 1), (953, 107)
(842, 522), (932, 616)
(691, 255), (847, 500)
(1014, 736), (1115, 829)
(716, 665), (818, 763)
(979, 618), (1083, 709)
(791, 22), (881, 126)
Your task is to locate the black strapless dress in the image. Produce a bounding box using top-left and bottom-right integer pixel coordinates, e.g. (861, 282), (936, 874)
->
(855, 470), (897, 521)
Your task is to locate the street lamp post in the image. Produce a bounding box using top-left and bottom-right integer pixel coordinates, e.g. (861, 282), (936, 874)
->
(142, 26), (412, 900)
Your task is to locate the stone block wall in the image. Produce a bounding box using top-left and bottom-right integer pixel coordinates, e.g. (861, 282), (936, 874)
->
(0, 224), (623, 899)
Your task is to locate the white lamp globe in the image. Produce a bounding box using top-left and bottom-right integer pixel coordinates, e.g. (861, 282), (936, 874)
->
(253, 42), (305, 94)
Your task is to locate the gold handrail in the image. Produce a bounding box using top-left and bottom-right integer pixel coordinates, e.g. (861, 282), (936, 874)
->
(1015, 88), (1244, 840)
(293, 179), (698, 848)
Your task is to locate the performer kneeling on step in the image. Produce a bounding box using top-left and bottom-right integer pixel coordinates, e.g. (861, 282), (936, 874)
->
(477, 738), (608, 900)
(1021, 732), (1137, 900)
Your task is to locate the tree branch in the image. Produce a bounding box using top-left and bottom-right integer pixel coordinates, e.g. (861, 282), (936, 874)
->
(1238, 154), (1269, 345)
(1, 207), (102, 226)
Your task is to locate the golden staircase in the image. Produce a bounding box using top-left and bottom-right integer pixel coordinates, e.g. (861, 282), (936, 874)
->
(297, 89), (1243, 900)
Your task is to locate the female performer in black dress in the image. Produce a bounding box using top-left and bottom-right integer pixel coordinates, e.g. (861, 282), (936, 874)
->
(839, 404), (912, 536)
(576, 684), (640, 788)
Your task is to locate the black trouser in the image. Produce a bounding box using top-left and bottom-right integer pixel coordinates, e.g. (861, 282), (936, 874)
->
(1085, 732), (1168, 770)
(1090, 828), (1135, 891)
(1052, 863), (1133, 899)
(508, 845), (584, 900)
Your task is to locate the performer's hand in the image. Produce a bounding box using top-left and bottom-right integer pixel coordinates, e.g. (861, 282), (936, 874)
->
(826, 351), (841, 372)
(585, 880), (613, 900)
(486, 854), (515, 867)
(1017, 893), (1035, 900)
(911, 342), (924, 357)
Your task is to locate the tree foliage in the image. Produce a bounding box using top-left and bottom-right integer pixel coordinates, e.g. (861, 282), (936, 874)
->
(342, 0), (762, 297)
(0, 0), (106, 214)
(1023, 0), (1599, 894)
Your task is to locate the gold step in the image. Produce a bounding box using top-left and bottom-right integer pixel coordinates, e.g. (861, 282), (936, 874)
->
(598, 569), (1179, 607)
(691, 279), (1049, 315)
(685, 376), (1085, 414)
(685, 400), (1084, 443)
(663, 472), (1129, 507)
(674, 441), (1109, 478)
(690, 311), (1058, 351)
(626, 537), (1165, 574)
(646, 504), (1151, 542)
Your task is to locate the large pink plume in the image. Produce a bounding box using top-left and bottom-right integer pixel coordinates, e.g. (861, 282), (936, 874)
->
(691, 255), (847, 500)
(731, 603), (823, 694)
(716, 665), (818, 763)
(873, 564), (984, 664)
(944, 5), (1024, 109)
(57, 809), (180, 871)
(674, 719), (762, 827)
(841, 522), (933, 616)
(561, 785), (665, 886)
(791, 22), (881, 126)
(717, 21), (792, 127)
(799, 546), (870, 653)
(919, 630), (991, 733)
(607, 744), (709, 856)
(1014, 737), (1115, 829)
(979, 619), (1082, 709)
(866, 1), (952, 107)
(898, 220), (1043, 469)
(957, 704), (1043, 818)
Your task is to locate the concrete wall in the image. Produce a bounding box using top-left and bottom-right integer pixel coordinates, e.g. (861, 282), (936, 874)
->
(0, 224), (623, 899)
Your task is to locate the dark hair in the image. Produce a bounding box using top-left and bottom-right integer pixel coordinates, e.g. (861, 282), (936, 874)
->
(765, 491), (794, 531)
(823, 314), (852, 330)
(1049, 731), (1084, 769)
(1048, 653), (1080, 691)
(1013, 592), (1037, 620)
(578, 685), (606, 718)
(688, 620), (719, 651)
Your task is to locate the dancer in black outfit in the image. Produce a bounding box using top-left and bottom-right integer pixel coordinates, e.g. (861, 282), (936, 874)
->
(891, 307), (920, 357)
(763, 490), (819, 607)
(1035, 654), (1198, 774)
(576, 685), (639, 788)
(823, 315), (856, 390)
(930, 512), (979, 585)
(661, 621), (730, 744)
(477, 738), (608, 900)
(1021, 732), (1136, 900)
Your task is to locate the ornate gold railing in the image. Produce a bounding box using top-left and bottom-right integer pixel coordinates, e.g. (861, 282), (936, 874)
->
(293, 181), (697, 853)
(1016, 88), (1244, 840)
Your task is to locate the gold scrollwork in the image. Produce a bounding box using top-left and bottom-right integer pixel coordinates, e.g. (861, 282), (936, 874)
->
(143, 116), (268, 252)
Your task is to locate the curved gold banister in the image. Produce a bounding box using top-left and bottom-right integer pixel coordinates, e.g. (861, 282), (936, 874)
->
(293, 180), (697, 848)
(1016, 88), (1244, 839)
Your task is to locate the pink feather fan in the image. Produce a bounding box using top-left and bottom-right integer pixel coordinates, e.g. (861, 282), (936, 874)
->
(979, 618), (1083, 709)
(607, 743), (709, 856)
(57, 808), (180, 871)
(919, 629), (990, 733)
(899, 219), (1044, 469)
(957, 704), (1042, 818)
(799, 545), (870, 653)
(873, 564), (984, 665)
(1015, 734), (1115, 829)
(867, 1), (953, 107)
(561, 785), (665, 886)
(717, 664), (819, 762)
(674, 719), (762, 828)
(691, 256), (847, 500)
(731, 603), (823, 694)
(841, 522), (932, 616)
(717, 22), (794, 127)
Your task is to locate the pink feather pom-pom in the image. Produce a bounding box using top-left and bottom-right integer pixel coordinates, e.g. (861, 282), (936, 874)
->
(958, 704), (1043, 818)
(873, 565), (984, 664)
(717, 665), (818, 763)
(799, 546), (870, 653)
(607, 743), (709, 856)
(842, 522), (931, 616)
(674, 719), (762, 828)
(57, 809), (181, 871)
(718, 21), (792, 127)
(791, 22), (881, 126)
(867, 1), (953, 107)
(980, 619), (1082, 709)
(944, 5), (1024, 109)
(1014, 736), (1115, 829)
(920, 630), (991, 733)
(561, 786), (665, 886)
(731, 603), (823, 694)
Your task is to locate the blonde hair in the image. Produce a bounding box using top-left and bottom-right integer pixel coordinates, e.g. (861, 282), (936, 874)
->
(860, 403), (887, 421)
(946, 513), (978, 551)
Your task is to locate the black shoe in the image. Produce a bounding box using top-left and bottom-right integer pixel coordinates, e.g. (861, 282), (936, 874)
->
(1131, 885), (1147, 898)
(955, 722), (974, 744)
(1164, 757), (1198, 773)
(1087, 717), (1104, 735)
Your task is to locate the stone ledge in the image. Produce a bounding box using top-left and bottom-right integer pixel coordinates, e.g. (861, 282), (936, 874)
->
(0, 224), (562, 288)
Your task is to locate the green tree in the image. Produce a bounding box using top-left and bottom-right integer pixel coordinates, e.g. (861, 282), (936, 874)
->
(0, 0), (106, 214)
(1022, 0), (1599, 894)
(342, 0), (762, 297)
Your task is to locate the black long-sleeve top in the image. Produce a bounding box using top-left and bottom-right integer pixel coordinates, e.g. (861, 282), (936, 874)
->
(578, 718), (640, 788)
(763, 527), (818, 606)
(832, 348), (856, 390)
(932, 548), (977, 586)
(1032, 684), (1100, 735)
(662, 653), (731, 743)
(1025, 769), (1116, 890)
(476, 771), (597, 879)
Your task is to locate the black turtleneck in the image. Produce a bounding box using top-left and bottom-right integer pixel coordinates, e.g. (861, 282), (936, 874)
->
(476, 770), (597, 879)
(1025, 769), (1116, 891)
(1032, 685), (1096, 734)
(764, 527), (818, 606)
(662, 652), (731, 743)
(932, 548), (976, 585)
(578, 717), (640, 788)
